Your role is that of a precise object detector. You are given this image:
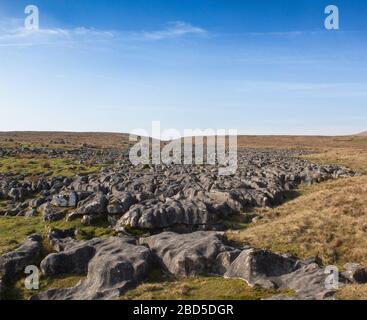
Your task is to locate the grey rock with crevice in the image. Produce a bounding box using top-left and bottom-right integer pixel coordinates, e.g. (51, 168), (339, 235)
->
(33, 237), (153, 300)
(0, 234), (43, 281)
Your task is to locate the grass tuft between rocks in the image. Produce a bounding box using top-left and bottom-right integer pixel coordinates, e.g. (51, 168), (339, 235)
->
(4, 274), (85, 300)
(122, 270), (293, 300)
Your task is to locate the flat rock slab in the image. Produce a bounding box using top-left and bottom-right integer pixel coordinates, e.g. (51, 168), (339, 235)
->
(224, 248), (298, 285)
(32, 237), (153, 300)
(224, 248), (339, 299)
(274, 263), (337, 300)
(141, 232), (339, 300)
(139, 231), (238, 276)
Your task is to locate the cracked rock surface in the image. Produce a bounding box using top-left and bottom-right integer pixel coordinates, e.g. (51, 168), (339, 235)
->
(33, 237), (153, 300)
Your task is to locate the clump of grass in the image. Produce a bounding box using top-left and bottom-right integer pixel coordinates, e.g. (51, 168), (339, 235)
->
(5, 274), (84, 300)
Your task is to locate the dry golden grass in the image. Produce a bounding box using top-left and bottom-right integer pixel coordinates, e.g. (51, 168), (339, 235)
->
(237, 135), (367, 150)
(228, 175), (367, 266)
(0, 132), (129, 148)
(1, 132), (366, 151)
(227, 137), (367, 273)
(303, 148), (367, 174)
(337, 284), (367, 300)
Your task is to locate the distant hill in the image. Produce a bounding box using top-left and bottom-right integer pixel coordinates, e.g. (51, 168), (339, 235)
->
(0, 131), (130, 148)
(357, 131), (367, 136)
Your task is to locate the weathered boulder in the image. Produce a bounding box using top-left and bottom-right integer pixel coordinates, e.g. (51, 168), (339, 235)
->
(51, 191), (78, 208)
(0, 234), (42, 281)
(33, 237), (153, 300)
(43, 212), (64, 222)
(107, 192), (136, 215)
(76, 193), (108, 215)
(224, 248), (298, 287)
(51, 195), (68, 207)
(207, 190), (243, 214)
(342, 263), (367, 284)
(116, 198), (222, 230)
(29, 197), (47, 209)
(224, 248), (339, 299)
(139, 231), (235, 276)
(41, 239), (101, 276)
(8, 187), (26, 202)
(274, 263), (337, 300)
(39, 202), (64, 222)
(48, 228), (76, 252)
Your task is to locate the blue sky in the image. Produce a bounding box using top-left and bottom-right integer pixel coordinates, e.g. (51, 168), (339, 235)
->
(0, 0), (366, 135)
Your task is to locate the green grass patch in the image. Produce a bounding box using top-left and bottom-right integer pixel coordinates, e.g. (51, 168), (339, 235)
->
(0, 215), (114, 255)
(0, 156), (102, 177)
(122, 270), (288, 300)
(123, 225), (147, 237)
(5, 274), (84, 300)
(0, 216), (45, 255)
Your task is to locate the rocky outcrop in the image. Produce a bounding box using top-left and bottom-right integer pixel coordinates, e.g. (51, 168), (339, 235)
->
(342, 263), (367, 284)
(0, 234), (43, 281)
(107, 191), (136, 215)
(0, 146), (359, 301)
(75, 193), (108, 216)
(272, 263), (337, 300)
(140, 231), (342, 300)
(139, 231), (238, 276)
(116, 198), (225, 231)
(223, 248), (338, 299)
(41, 239), (100, 276)
(224, 248), (298, 287)
(33, 237), (153, 300)
(17, 230), (351, 300)
(47, 228), (77, 252)
(1, 148), (356, 231)
(39, 203), (64, 222)
(51, 191), (78, 208)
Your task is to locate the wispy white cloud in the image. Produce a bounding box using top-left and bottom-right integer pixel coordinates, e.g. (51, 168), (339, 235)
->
(0, 17), (115, 47)
(0, 18), (207, 47)
(139, 21), (207, 40)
